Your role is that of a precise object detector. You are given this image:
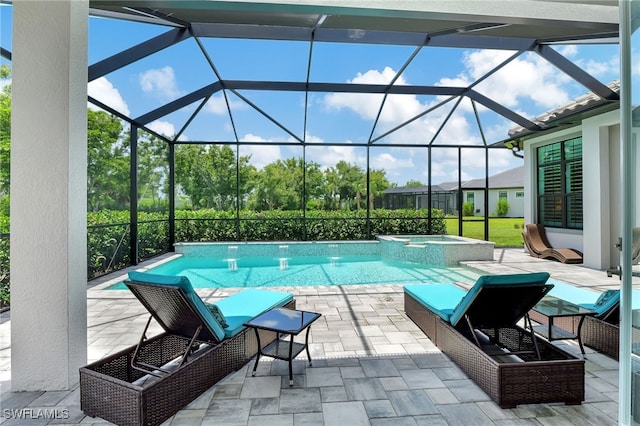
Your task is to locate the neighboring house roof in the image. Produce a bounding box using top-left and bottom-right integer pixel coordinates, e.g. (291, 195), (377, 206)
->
(437, 181), (459, 191)
(384, 184), (449, 195)
(463, 165), (524, 189)
(385, 166), (523, 195)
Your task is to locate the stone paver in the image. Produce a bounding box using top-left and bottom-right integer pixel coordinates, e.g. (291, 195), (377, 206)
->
(0, 248), (627, 425)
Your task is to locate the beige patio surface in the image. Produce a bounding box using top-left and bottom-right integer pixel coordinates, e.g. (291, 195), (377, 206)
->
(0, 248), (630, 425)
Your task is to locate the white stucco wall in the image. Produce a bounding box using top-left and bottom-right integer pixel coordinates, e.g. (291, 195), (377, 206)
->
(523, 110), (621, 270)
(464, 189), (524, 217)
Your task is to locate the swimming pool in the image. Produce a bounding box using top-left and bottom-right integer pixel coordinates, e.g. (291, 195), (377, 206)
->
(109, 254), (481, 289)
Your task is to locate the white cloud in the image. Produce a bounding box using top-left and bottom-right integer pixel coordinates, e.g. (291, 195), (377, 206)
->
(238, 133), (282, 169)
(489, 149), (521, 168)
(324, 67), (403, 121)
(371, 151), (414, 175)
(88, 77), (130, 116)
(205, 93), (247, 115)
(463, 50), (570, 110)
(584, 60), (613, 77)
(147, 120), (176, 138)
(321, 64), (511, 149)
(557, 45), (578, 57)
(320, 48), (587, 152)
(427, 151), (461, 182)
(484, 119), (518, 146)
(378, 93), (426, 124)
(324, 92), (385, 120)
(307, 144), (366, 170)
(314, 52), (549, 183)
(582, 56), (619, 78)
(303, 133), (324, 143)
(139, 66), (182, 99)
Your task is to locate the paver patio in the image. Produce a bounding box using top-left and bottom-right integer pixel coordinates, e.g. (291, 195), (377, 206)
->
(0, 248), (630, 425)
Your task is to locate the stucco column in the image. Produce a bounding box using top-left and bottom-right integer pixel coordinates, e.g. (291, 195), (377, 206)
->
(582, 111), (619, 270)
(10, 0), (88, 390)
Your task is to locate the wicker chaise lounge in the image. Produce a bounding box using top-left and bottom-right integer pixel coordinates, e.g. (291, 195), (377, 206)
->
(404, 272), (585, 408)
(581, 290), (640, 360)
(80, 271), (295, 426)
(523, 223), (583, 264)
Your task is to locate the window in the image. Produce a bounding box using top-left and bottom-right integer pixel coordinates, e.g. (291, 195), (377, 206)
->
(515, 191), (524, 199)
(536, 137), (582, 229)
(498, 191), (508, 199)
(466, 193), (474, 203)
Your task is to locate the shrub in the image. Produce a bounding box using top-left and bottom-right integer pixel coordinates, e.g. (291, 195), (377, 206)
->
(496, 198), (510, 217)
(463, 201), (475, 216)
(0, 236), (8, 309)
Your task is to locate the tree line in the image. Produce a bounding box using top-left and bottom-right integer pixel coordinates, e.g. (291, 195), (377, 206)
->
(87, 110), (397, 214)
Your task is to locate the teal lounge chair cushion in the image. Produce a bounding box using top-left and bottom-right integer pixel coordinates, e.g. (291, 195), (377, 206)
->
(216, 289), (294, 338)
(403, 284), (467, 322)
(546, 279), (600, 305)
(547, 280), (623, 319)
(580, 289), (620, 318)
(449, 272), (551, 327)
(594, 289), (619, 307)
(127, 271), (227, 342)
(204, 302), (229, 328)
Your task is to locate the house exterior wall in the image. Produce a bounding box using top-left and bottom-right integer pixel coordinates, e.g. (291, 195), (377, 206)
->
(463, 188), (524, 218)
(522, 109), (622, 270)
(583, 112), (619, 269)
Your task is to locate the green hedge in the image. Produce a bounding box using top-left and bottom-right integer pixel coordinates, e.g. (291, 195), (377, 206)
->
(173, 208), (446, 241)
(0, 236), (8, 308)
(87, 210), (169, 279)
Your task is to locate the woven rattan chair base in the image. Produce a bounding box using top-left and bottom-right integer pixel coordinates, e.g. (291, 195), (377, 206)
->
(582, 316), (620, 360)
(405, 292), (584, 408)
(80, 300), (295, 426)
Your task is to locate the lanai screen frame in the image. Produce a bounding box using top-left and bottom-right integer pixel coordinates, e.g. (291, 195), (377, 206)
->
(1, 1), (621, 267)
(87, 5), (620, 266)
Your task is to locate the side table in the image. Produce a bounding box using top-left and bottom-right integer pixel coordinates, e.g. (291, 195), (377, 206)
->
(529, 296), (596, 357)
(244, 307), (322, 386)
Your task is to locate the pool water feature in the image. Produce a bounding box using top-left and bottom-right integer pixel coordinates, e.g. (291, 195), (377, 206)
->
(378, 235), (495, 266)
(109, 254), (480, 290)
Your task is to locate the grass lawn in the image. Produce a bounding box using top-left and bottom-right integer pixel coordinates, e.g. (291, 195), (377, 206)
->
(444, 217), (525, 248)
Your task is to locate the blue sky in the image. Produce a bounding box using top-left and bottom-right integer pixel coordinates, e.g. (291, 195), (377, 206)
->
(1, 5), (620, 186)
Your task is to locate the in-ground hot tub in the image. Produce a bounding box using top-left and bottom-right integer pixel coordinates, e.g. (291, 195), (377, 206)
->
(378, 234), (495, 267)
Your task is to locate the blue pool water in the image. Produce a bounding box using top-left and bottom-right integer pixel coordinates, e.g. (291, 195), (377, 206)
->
(109, 255), (480, 289)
